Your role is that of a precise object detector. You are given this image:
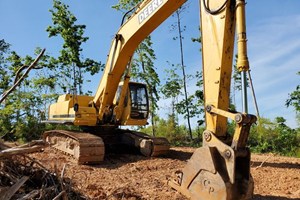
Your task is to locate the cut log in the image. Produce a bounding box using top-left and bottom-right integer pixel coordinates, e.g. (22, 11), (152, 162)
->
(0, 144), (45, 158)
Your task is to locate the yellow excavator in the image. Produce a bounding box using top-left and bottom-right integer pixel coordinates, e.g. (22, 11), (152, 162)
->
(43, 0), (256, 199)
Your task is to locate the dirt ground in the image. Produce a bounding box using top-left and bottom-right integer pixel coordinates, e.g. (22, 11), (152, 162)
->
(30, 147), (300, 200)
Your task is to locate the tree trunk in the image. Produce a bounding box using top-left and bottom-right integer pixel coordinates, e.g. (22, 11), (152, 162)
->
(176, 11), (192, 140)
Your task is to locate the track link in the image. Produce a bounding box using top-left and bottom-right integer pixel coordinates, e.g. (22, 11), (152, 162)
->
(43, 130), (105, 164)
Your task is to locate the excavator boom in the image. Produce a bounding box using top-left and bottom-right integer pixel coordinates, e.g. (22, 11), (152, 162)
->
(93, 0), (187, 122)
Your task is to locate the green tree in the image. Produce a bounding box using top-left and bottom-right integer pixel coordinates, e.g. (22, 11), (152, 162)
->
(161, 66), (204, 141)
(249, 117), (300, 157)
(161, 65), (182, 119)
(0, 1), (105, 142)
(112, 0), (141, 10)
(273, 117), (299, 156)
(170, 5), (193, 140)
(0, 47), (51, 142)
(286, 71), (300, 113)
(0, 40), (11, 94)
(47, 0), (103, 94)
(176, 71), (204, 127)
(0, 39), (12, 139)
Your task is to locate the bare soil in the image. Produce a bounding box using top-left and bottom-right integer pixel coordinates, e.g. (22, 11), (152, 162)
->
(30, 147), (300, 200)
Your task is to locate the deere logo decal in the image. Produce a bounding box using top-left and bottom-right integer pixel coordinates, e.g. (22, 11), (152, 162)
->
(138, 0), (164, 24)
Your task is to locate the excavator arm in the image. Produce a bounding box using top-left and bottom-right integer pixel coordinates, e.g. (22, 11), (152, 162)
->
(168, 0), (256, 199)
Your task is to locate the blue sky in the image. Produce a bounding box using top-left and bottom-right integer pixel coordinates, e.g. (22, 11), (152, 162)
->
(0, 0), (299, 128)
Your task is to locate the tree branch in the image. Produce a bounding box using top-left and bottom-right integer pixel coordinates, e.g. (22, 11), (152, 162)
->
(0, 48), (46, 104)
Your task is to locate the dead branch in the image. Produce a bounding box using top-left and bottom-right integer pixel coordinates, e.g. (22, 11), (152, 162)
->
(0, 48), (46, 104)
(61, 163), (67, 179)
(0, 144), (83, 199)
(0, 140), (9, 150)
(14, 65), (29, 84)
(0, 170), (18, 183)
(53, 190), (67, 200)
(0, 176), (29, 200)
(253, 154), (275, 170)
(10, 139), (45, 149)
(24, 155), (49, 172)
(17, 189), (40, 200)
(0, 188), (9, 200)
(14, 64), (43, 85)
(56, 163), (68, 200)
(0, 145), (44, 158)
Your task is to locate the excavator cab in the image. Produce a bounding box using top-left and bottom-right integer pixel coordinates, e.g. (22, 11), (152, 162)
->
(128, 82), (149, 120)
(114, 81), (149, 125)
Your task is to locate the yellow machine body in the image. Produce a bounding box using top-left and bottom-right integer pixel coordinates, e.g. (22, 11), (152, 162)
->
(45, 0), (257, 199)
(44, 0), (188, 166)
(48, 82), (149, 126)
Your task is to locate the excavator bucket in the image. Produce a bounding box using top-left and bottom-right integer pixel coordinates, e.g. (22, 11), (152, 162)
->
(168, 131), (253, 200)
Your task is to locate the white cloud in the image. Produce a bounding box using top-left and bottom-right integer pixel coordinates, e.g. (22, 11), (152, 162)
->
(245, 14), (300, 128)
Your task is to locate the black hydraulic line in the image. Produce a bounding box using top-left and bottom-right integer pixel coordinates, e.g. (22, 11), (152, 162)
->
(203, 0), (229, 15)
(121, 5), (137, 26)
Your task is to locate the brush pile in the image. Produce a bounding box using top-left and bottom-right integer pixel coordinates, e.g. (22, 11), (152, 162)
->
(0, 140), (85, 200)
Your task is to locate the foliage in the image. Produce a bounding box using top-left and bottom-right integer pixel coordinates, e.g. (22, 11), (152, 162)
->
(139, 115), (202, 147)
(133, 37), (160, 111)
(147, 114), (300, 157)
(134, 37), (161, 135)
(169, 5), (194, 139)
(286, 71), (300, 112)
(180, 71), (204, 125)
(161, 64), (204, 133)
(0, 1), (104, 142)
(112, 0), (142, 11)
(248, 117), (300, 157)
(161, 64), (182, 117)
(0, 45), (51, 142)
(47, 0), (103, 94)
(0, 40), (11, 92)
(232, 55), (242, 91)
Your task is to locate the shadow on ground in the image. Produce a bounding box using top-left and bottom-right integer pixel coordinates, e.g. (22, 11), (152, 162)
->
(251, 161), (300, 169)
(254, 194), (300, 200)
